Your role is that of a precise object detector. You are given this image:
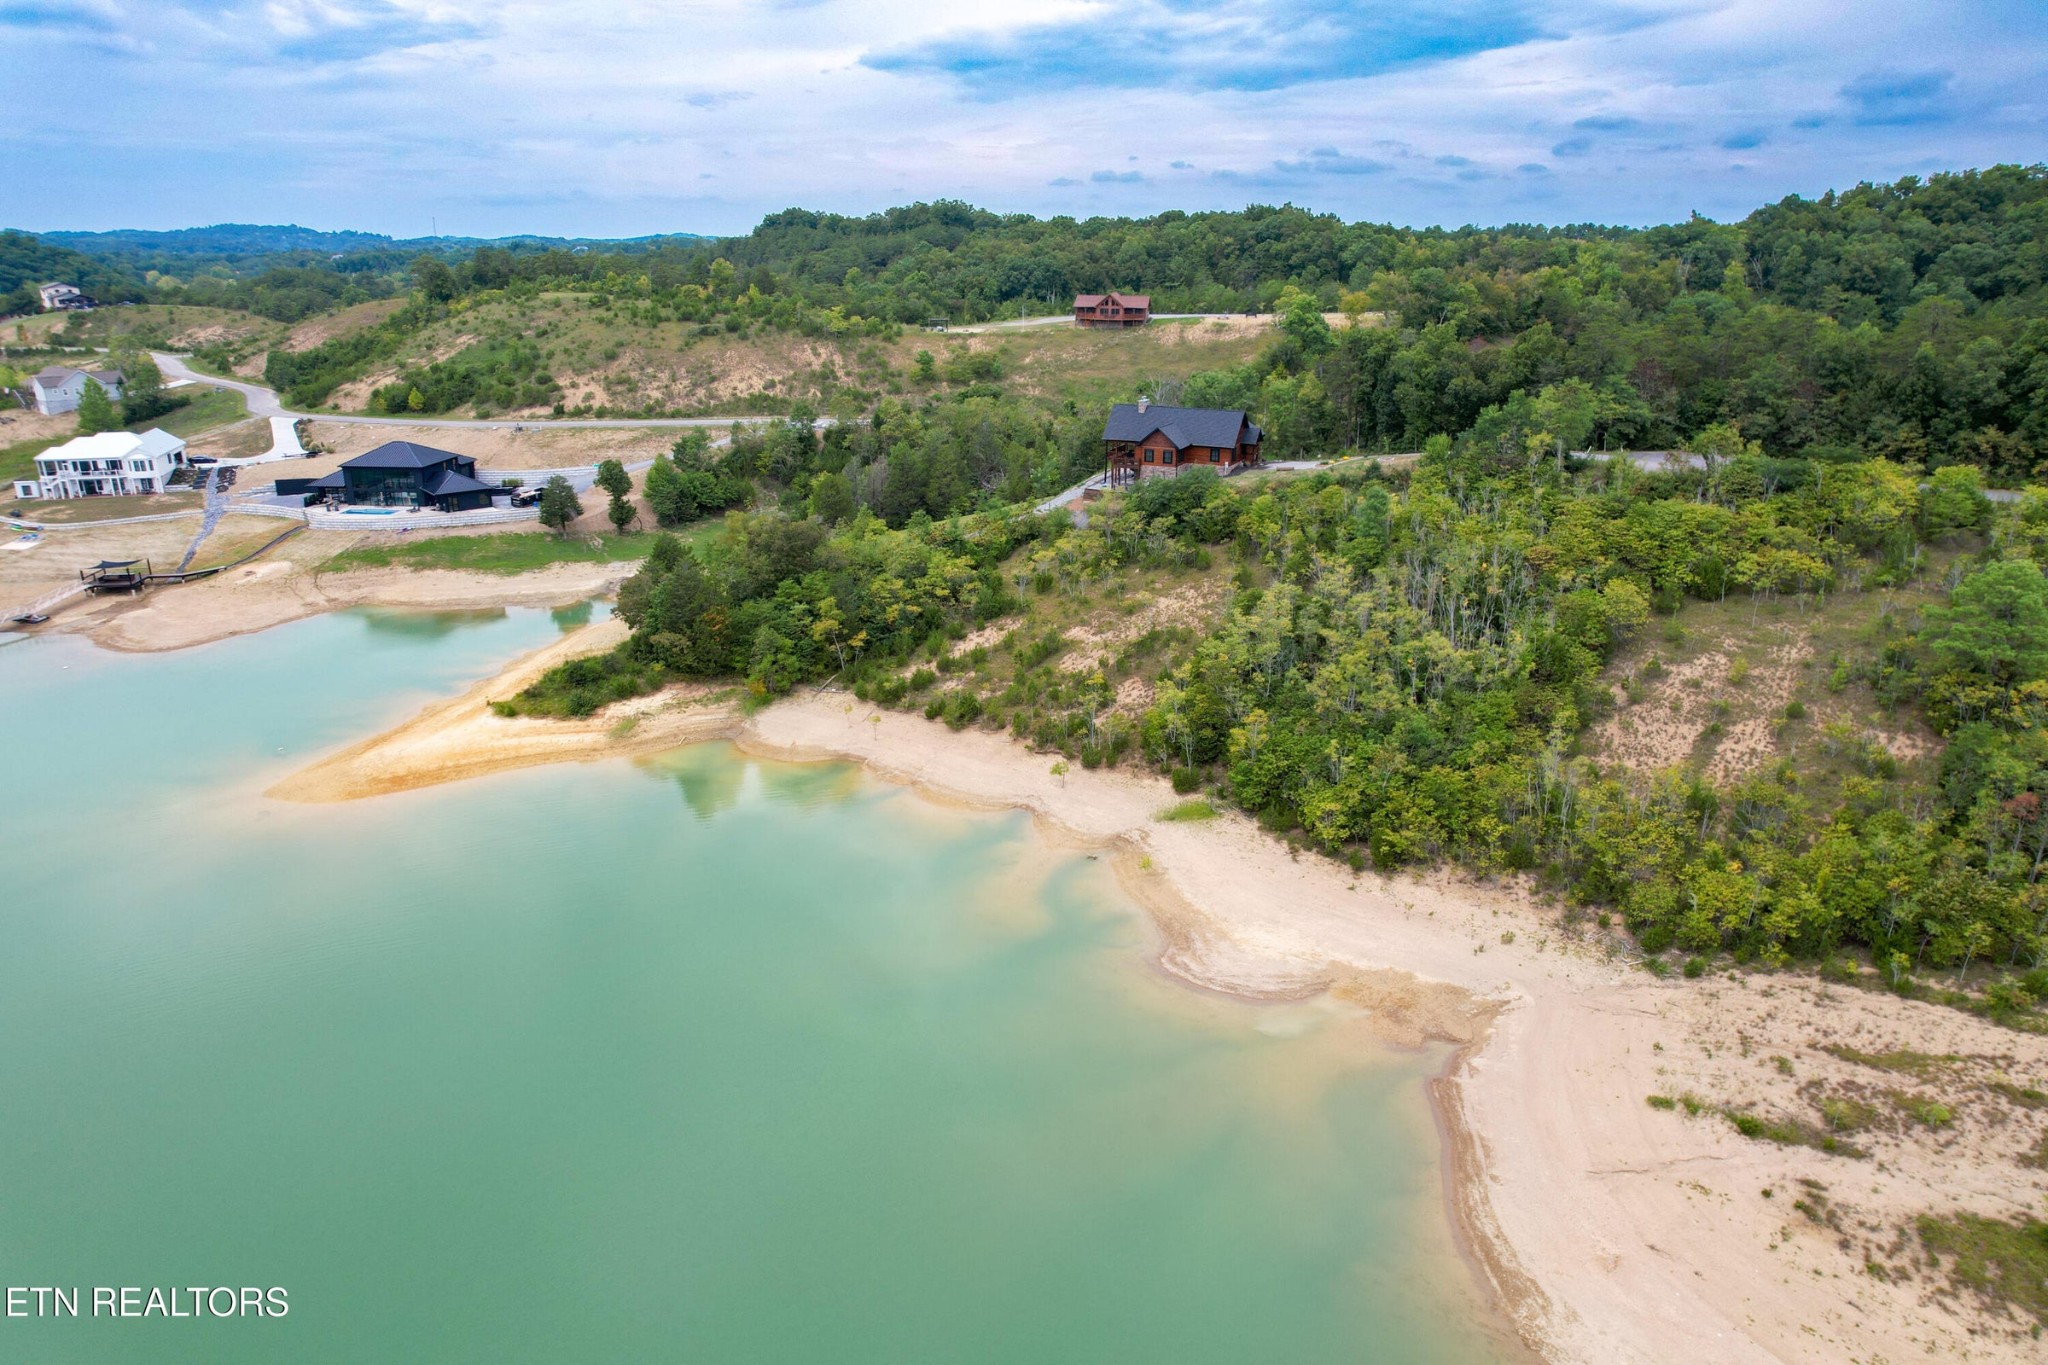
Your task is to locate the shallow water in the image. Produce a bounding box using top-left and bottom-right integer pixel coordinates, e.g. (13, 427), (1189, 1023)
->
(0, 609), (1502, 1363)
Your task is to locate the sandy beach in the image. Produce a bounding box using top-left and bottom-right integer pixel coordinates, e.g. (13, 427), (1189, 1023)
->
(256, 619), (2048, 1363)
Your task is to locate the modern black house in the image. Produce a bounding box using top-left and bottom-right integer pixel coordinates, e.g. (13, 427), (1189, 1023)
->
(281, 441), (502, 511)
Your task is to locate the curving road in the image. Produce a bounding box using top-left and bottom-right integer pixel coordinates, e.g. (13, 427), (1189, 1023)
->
(152, 353), (813, 432)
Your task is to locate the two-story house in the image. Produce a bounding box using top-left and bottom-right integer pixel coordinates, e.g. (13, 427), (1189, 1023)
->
(286, 441), (502, 512)
(29, 366), (124, 416)
(27, 428), (186, 499)
(1073, 292), (1151, 328)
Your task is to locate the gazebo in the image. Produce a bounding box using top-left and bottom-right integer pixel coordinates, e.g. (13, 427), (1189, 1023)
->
(80, 558), (150, 594)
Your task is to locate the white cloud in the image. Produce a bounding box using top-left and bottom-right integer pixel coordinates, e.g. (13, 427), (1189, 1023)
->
(0, 0), (2042, 235)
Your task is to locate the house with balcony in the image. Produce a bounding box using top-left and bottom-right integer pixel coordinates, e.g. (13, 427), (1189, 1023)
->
(1100, 398), (1263, 485)
(29, 366), (124, 416)
(1073, 292), (1150, 328)
(28, 428), (186, 499)
(39, 282), (88, 311)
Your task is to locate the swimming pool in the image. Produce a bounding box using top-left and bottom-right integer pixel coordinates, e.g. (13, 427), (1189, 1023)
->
(342, 508), (399, 516)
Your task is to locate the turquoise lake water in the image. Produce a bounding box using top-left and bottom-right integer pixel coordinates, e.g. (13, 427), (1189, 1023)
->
(0, 608), (1502, 1362)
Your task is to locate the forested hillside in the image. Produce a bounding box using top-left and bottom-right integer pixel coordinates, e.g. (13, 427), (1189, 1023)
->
(518, 428), (2048, 1025)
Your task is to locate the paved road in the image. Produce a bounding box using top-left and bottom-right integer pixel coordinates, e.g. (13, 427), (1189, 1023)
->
(152, 353), (819, 432)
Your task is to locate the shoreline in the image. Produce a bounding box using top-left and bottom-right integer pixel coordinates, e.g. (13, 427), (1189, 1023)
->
(75, 608), (2048, 1362)
(49, 560), (640, 655)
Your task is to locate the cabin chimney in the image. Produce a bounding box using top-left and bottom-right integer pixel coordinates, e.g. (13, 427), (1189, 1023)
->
(1136, 395), (1149, 413)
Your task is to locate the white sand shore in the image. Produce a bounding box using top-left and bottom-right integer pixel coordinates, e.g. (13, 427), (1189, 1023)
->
(264, 623), (2048, 1363)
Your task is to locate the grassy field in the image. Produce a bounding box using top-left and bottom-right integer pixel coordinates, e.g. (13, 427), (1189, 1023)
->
(0, 435), (57, 486)
(11, 305), (285, 357)
(321, 528), (672, 575)
(148, 386), (249, 436)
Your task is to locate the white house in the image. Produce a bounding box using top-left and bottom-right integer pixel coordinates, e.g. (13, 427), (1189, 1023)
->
(28, 429), (185, 499)
(39, 282), (88, 311)
(29, 366), (124, 416)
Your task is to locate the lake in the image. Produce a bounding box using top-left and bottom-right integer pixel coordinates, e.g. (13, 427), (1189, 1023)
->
(0, 607), (1503, 1362)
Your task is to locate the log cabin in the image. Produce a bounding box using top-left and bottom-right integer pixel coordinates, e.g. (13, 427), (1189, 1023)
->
(1101, 398), (1263, 485)
(1072, 292), (1150, 328)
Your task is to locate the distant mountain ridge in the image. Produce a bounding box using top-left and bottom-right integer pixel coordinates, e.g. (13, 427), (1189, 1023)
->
(36, 224), (712, 259)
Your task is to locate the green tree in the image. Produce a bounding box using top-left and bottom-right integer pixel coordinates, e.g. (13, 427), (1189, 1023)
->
(595, 458), (633, 500)
(913, 350), (937, 383)
(412, 256), (458, 303)
(808, 469), (855, 524)
(607, 492), (636, 533)
(75, 376), (119, 434)
(1923, 559), (2048, 694)
(116, 354), (175, 424)
(537, 474), (583, 536)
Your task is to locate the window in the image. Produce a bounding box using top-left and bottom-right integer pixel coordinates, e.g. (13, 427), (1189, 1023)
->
(1162, 451), (1175, 464)
(1143, 450), (1154, 462)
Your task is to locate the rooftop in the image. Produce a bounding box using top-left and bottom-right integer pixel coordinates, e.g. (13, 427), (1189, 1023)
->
(36, 428), (184, 464)
(342, 440), (472, 470)
(1101, 403), (1259, 450)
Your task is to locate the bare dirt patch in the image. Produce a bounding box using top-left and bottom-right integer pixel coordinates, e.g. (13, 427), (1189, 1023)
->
(1056, 582), (1224, 674)
(301, 421), (693, 471)
(284, 299), (404, 353)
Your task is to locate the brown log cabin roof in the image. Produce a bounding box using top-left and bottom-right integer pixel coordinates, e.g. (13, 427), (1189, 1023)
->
(1074, 292), (1150, 309)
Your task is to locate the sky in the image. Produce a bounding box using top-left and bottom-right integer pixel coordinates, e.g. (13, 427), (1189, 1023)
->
(3, 0), (2044, 239)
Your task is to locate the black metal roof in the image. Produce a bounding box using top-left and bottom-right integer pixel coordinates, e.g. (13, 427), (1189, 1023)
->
(342, 441), (470, 471)
(423, 469), (496, 497)
(1101, 403), (1258, 450)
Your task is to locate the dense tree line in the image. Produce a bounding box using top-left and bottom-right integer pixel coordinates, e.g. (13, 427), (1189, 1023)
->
(517, 415), (2048, 1012)
(0, 230), (147, 314)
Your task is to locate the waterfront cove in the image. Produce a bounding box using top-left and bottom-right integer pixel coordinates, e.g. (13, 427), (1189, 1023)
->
(0, 608), (1504, 1363)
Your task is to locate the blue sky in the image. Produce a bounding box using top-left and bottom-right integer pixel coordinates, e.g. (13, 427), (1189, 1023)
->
(3, 0), (2043, 238)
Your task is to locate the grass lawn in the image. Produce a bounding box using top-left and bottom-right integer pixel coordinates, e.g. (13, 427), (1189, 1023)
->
(0, 435), (62, 485)
(144, 386), (248, 437)
(322, 528), (671, 575)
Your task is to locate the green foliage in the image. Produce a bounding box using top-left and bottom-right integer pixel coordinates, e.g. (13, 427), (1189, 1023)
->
(74, 376), (119, 434)
(368, 335), (558, 415)
(114, 353), (179, 425)
(594, 458), (632, 500)
(323, 530), (661, 575)
(1158, 799), (1217, 822)
(538, 475), (583, 535)
(644, 431), (751, 526)
(1915, 1213), (2048, 1326)
(496, 648), (667, 719)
